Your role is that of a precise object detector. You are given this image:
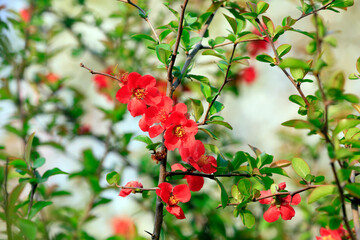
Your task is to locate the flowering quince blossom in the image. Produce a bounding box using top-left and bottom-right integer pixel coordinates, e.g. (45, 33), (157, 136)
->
(139, 96), (187, 137)
(179, 140), (217, 174)
(247, 27), (269, 57)
(171, 163), (204, 192)
(316, 224), (349, 240)
(20, 8), (31, 23)
(46, 73), (60, 83)
(156, 182), (191, 219)
(112, 216), (136, 239)
(259, 182), (301, 223)
(116, 72), (161, 117)
(240, 67), (257, 84)
(163, 111), (198, 151)
(119, 181), (143, 197)
(93, 67), (113, 90)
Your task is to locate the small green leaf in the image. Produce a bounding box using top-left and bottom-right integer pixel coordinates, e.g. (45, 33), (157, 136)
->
(276, 44), (292, 58)
(282, 120), (315, 130)
(279, 58), (311, 70)
(198, 128), (218, 140)
(238, 178), (252, 197)
(290, 67), (305, 80)
(356, 57), (360, 73)
(215, 178), (228, 208)
(239, 208), (255, 228)
(256, 54), (274, 64)
(209, 101), (224, 115)
(133, 135), (153, 145)
(106, 171), (121, 185)
(231, 184), (241, 200)
(308, 185), (336, 204)
(256, 1), (269, 15)
(131, 34), (156, 42)
(223, 14), (237, 34)
(18, 219), (37, 240)
(330, 0), (354, 8)
(289, 95), (306, 107)
(334, 119), (360, 135)
(29, 201), (53, 219)
(156, 44), (172, 64)
(202, 49), (227, 61)
(207, 120), (233, 130)
(33, 157), (45, 169)
(345, 183), (360, 198)
(25, 132), (36, 167)
(236, 33), (263, 43)
(262, 16), (274, 37)
(292, 157), (311, 179)
(42, 168), (67, 181)
(189, 98), (204, 122)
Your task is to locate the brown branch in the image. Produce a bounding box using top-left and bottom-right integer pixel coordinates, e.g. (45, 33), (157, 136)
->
(199, 43), (238, 125)
(295, 0), (336, 22)
(256, 19), (310, 108)
(116, 185), (157, 191)
(167, 0), (189, 92)
(167, 171), (251, 179)
(80, 63), (121, 82)
(119, 0), (160, 43)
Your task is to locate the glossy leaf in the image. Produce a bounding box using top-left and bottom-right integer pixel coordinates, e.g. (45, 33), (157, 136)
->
(236, 33), (263, 43)
(189, 98), (204, 122)
(33, 157), (45, 169)
(215, 178), (228, 208)
(106, 171), (121, 185)
(133, 135), (153, 145)
(308, 185), (336, 204)
(282, 120), (315, 130)
(28, 201), (53, 219)
(292, 157), (311, 179)
(345, 183), (360, 198)
(279, 58), (311, 70)
(131, 34), (156, 42)
(239, 208), (255, 228)
(25, 132), (36, 168)
(270, 160), (291, 168)
(276, 44), (292, 58)
(18, 219), (37, 240)
(207, 120), (233, 130)
(223, 14), (237, 34)
(334, 119), (360, 135)
(256, 54), (274, 64)
(256, 1), (269, 15)
(262, 16), (274, 37)
(289, 95), (306, 107)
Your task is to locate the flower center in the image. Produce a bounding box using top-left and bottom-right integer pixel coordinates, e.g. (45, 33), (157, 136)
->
(134, 88), (146, 99)
(174, 125), (185, 138)
(168, 195), (179, 206)
(323, 236), (336, 240)
(197, 155), (209, 167)
(159, 110), (168, 123)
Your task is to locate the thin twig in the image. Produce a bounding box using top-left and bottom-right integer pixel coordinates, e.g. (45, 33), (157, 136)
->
(121, 0), (160, 43)
(256, 19), (310, 108)
(116, 185), (157, 191)
(80, 63), (121, 82)
(167, 171), (251, 179)
(295, 0), (336, 22)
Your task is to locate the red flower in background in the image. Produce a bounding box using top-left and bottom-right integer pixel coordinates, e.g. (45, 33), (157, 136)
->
(116, 72), (161, 117)
(119, 181), (143, 197)
(316, 224), (349, 240)
(20, 8), (31, 23)
(240, 67), (257, 84)
(163, 111), (198, 151)
(171, 163), (204, 192)
(112, 216), (136, 239)
(156, 182), (191, 219)
(259, 182), (301, 223)
(46, 73), (60, 83)
(77, 125), (91, 135)
(247, 27), (269, 57)
(179, 140), (217, 174)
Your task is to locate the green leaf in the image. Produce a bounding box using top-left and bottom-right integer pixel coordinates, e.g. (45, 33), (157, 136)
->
(189, 98), (203, 122)
(29, 201), (53, 219)
(42, 168), (67, 181)
(202, 49), (226, 61)
(156, 44), (172, 64)
(279, 58), (311, 70)
(262, 16), (274, 37)
(223, 14), (237, 34)
(188, 74), (209, 84)
(356, 57), (360, 73)
(292, 157), (311, 179)
(18, 219), (37, 240)
(131, 34), (156, 42)
(256, 54), (274, 64)
(133, 135), (153, 145)
(282, 120), (315, 130)
(236, 32), (263, 43)
(345, 183), (360, 198)
(290, 67), (305, 80)
(106, 171), (121, 185)
(289, 95), (306, 107)
(198, 128), (218, 140)
(9, 159), (28, 169)
(33, 157), (45, 169)
(330, 0), (354, 8)
(207, 120), (233, 130)
(25, 132), (36, 168)
(232, 151), (249, 170)
(276, 44), (292, 58)
(9, 182), (27, 216)
(159, 29), (172, 42)
(334, 119), (360, 135)
(209, 101), (224, 115)
(238, 178), (252, 197)
(239, 209), (255, 228)
(200, 83), (212, 102)
(256, 1), (269, 15)
(215, 178), (228, 208)
(308, 185), (336, 204)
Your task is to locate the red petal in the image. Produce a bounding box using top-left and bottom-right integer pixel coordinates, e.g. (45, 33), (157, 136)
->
(140, 74), (156, 88)
(290, 193), (301, 205)
(115, 87), (132, 104)
(258, 190), (273, 204)
(173, 184), (191, 203)
(139, 115), (150, 132)
(185, 175), (204, 192)
(173, 102), (187, 114)
(278, 182), (286, 190)
(156, 182), (172, 204)
(263, 205), (280, 223)
(149, 125), (164, 138)
(119, 189), (132, 197)
(279, 204), (295, 220)
(144, 87), (161, 106)
(171, 163), (186, 172)
(128, 98), (147, 117)
(166, 205), (185, 219)
(127, 72), (142, 90)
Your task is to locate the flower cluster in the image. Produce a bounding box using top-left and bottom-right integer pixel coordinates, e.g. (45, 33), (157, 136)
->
(316, 225), (349, 240)
(258, 182), (301, 223)
(115, 72), (217, 218)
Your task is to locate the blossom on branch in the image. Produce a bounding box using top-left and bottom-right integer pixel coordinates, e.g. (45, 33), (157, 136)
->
(116, 72), (161, 117)
(156, 182), (191, 219)
(171, 163), (204, 192)
(119, 181), (143, 197)
(259, 182), (301, 223)
(316, 224), (349, 240)
(179, 140), (217, 174)
(112, 216), (136, 239)
(163, 111), (197, 151)
(247, 26), (269, 57)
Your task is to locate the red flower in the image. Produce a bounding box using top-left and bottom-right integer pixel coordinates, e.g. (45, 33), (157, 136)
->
(156, 182), (191, 219)
(316, 224), (349, 240)
(259, 182), (301, 222)
(179, 140), (217, 174)
(240, 67), (257, 84)
(20, 8), (31, 23)
(77, 125), (91, 135)
(112, 216), (136, 239)
(119, 181), (143, 197)
(247, 27), (269, 57)
(163, 112), (197, 151)
(139, 96), (187, 138)
(171, 163), (204, 192)
(116, 72), (161, 117)
(46, 73), (60, 83)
